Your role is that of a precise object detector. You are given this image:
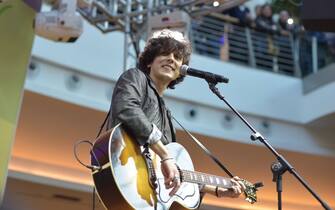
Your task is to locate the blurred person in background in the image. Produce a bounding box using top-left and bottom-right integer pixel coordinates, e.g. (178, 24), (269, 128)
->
(255, 3), (278, 34)
(277, 10), (295, 36)
(254, 4), (279, 56)
(224, 5), (253, 27)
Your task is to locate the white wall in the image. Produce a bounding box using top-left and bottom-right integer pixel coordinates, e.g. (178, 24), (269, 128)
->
(32, 21), (306, 123)
(32, 20), (335, 124)
(32, 20), (335, 125)
(168, 55), (303, 123)
(32, 22), (125, 81)
(24, 56), (335, 157)
(30, 21), (335, 156)
(302, 81), (335, 123)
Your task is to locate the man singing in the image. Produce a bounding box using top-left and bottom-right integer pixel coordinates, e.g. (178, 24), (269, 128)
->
(108, 29), (245, 208)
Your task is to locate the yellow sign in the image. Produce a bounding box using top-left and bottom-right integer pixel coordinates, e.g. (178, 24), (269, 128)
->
(0, 0), (35, 203)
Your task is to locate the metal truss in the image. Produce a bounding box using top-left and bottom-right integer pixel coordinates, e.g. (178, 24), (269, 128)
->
(78, 0), (246, 34)
(77, 0), (246, 70)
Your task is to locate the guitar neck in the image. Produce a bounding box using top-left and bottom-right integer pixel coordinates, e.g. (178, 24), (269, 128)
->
(180, 170), (233, 189)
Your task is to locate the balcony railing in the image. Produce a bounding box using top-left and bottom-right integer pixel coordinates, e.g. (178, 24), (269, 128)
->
(191, 14), (335, 77)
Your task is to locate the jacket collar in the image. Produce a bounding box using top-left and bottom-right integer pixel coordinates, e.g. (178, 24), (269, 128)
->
(143, 71), (164, 98)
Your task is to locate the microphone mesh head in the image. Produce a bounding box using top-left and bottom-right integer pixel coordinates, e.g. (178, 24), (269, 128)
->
(180, 65), (189, 76)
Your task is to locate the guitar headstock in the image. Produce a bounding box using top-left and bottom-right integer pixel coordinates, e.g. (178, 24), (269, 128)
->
(241, 180), (263, 204)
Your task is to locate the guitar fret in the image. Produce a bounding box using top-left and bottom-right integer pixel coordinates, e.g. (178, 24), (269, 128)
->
(182, 170), (232, 190)
(222, 178), (227, 186)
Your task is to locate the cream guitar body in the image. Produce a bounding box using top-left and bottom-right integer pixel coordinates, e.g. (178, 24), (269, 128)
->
(91, 124), (258, 210)
(91, 124), (200, 210)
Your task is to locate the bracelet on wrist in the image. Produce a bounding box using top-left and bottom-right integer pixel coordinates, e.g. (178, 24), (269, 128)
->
(160, 157), (174, 163)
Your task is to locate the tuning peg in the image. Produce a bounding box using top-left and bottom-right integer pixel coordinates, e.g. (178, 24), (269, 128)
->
(254, 182), (264, 189)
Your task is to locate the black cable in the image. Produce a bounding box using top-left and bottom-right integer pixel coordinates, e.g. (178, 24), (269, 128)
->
(73, 110), (110, 210)
(73, 140), (101, 170)
(95, 110), (110, 139)
(92, 187), (96, 210)
(73, 140), (100, 210)
(90, 110), (110, 210)
(73, 110), (110, 170)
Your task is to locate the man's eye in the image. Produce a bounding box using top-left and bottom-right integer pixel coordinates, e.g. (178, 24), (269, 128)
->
(174, 54), (182, 60)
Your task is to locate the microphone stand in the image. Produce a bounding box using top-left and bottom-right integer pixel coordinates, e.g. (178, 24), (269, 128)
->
(206, 81), (332, 210)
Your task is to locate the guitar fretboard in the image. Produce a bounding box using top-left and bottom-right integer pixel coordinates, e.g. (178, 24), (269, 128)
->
(181, 170), (233, 188)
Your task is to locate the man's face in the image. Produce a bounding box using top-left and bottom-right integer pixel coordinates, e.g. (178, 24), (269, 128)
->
(280, 11), (289, 23)
(148, 52), (183, 85)
(262, 6), (272, 18)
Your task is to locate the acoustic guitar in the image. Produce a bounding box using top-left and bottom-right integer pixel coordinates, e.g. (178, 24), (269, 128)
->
(91, 124), (259, 210)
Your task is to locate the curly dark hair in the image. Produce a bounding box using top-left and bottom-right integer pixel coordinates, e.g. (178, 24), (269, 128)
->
(138, 36), (192, 89)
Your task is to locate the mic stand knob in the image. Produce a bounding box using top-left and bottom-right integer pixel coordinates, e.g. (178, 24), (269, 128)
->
(271, 161), (288, 210)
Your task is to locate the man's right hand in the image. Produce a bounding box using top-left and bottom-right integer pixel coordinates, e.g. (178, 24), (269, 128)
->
(150, 140), (181, 196)
(161, 158), (181, 196)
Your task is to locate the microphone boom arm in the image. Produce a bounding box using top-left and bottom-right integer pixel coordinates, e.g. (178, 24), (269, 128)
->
(207, 81), (332, 210)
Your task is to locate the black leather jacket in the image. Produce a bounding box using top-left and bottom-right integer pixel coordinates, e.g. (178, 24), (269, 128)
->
(108, 68), (176, 146)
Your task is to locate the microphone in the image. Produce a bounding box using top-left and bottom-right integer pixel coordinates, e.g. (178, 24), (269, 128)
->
(180, 65), (229, 83)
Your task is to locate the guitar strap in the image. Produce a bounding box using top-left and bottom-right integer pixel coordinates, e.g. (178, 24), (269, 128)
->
(142, 144), (158, 190)
(166, 108), (176, 142)
(171, 116), (235, 178)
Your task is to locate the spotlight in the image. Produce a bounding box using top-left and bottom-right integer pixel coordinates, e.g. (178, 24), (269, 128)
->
(34, 0), (83, 42)
(213, 1), (219, 7)
(287, 18), (294, 25)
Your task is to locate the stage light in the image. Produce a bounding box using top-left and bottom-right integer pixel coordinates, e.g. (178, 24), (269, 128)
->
(147, 11), (190, 40)
(34, 0), (83, 42)
(287, 18), (294, 25)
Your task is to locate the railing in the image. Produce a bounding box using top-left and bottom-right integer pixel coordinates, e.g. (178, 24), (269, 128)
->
(298, 33), (335, 77)
(191, 14), (335, 77)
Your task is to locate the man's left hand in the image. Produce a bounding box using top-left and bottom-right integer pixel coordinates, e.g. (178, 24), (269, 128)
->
(216, 176), (246, 198)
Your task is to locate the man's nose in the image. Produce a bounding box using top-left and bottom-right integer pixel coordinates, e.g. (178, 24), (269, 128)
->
(166, 53), (176, 62)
